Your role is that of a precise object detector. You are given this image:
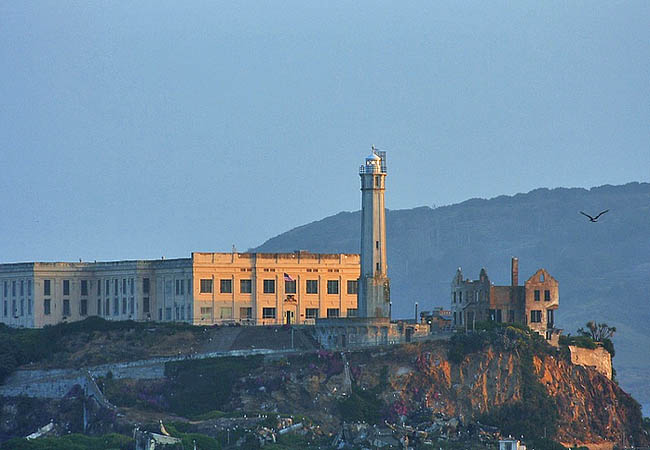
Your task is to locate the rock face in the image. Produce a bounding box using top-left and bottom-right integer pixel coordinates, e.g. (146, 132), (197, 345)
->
(225, 341), (647, 448)
(569, 345), (612, 379)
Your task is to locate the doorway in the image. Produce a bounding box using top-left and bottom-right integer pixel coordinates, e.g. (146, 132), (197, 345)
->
(285, 310), (295, 325)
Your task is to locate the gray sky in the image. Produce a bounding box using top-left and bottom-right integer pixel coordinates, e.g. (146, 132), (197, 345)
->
(1, 1), (648, 262)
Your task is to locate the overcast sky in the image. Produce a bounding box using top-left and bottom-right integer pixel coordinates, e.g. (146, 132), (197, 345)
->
(1, 1), (648, 263)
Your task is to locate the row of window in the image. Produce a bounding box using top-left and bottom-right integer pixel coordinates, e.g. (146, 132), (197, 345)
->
(3, 298), (33, 317)
(40, 296), (153, 317)
(199, 279), (358, 295)
(40, 278), (153, 297)
(2, 280), (32, 298)
(452, 289), (552, 303)
(453, 308), (555, 327)
(196, 306), (356, 319)
(452, 290), (487, 304)
(159, 304), (192, 321)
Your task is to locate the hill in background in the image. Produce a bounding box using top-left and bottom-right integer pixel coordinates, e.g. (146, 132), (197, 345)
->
(254, 182), (650, 410)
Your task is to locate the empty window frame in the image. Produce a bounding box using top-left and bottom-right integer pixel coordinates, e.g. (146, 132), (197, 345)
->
(306, 280), (318, 294)
(327, 280), (339, 295)
(240, 279), (252, 294)
(263, 279), (275, 294)
(220, 279), (232, 294)
(200, 279), (213, 293)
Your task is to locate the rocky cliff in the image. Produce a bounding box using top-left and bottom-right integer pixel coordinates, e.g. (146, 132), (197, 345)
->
(2, 329), (647, 449)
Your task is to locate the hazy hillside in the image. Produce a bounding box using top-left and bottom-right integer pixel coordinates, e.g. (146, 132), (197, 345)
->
(254, 182), (650, 408)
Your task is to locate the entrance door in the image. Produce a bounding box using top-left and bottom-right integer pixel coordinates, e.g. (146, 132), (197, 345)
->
(285, 310), (294, 325)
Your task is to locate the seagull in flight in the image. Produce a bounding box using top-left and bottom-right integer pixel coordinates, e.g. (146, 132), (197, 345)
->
(580, 210), (609, 222)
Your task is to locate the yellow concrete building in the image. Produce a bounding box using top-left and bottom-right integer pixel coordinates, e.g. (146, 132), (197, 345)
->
(0, 251), (360, 328)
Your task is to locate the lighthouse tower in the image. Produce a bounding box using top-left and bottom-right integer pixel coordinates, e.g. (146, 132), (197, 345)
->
(358, 147), (390, 318)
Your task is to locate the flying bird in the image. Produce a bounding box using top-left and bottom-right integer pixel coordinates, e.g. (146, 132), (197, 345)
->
(579, 210), (609, 222)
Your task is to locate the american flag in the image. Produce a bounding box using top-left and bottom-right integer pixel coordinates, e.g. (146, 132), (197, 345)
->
(283, 273), (294, 282)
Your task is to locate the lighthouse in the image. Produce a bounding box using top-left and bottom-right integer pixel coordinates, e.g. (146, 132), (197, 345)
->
(358, 147), (390, 318)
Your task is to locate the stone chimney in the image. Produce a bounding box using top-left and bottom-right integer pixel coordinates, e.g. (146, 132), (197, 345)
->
(511, 257), (519, 287)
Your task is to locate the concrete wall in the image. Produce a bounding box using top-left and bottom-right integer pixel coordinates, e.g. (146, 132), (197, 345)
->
(569, 345), (613, 379)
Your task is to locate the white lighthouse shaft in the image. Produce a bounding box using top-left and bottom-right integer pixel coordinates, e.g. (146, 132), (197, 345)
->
(358, 149), (390, 318)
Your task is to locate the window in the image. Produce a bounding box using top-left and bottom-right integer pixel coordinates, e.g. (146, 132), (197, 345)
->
(187, 304), (191, 319)
(97, 299), (102, 316)
(143, 278), (150, 294)
(376, 240), (379, 249)
(27, 280), (32, 297)
(62, 280), (70, 296)
(97, 280), (101, 296)
(12, 299), (16, 315)
(531, 310), (542, 323)
(375, 177), (380, 187)
(534, 290), (540, 301)
(547, 309), (554, 327)
(453, 292), (456, 303)
(544, 290), (551, 301)
(129, 297), (134, 315)
(262, 307), (276, 319)
(327, 280), (339, 295)
(220, 307), (232, 319)
(63, 299), (70, 316)
(220, 279), (232, 294)
(105, 299), (110, 316)
(106, 280), (110, 296)
(376, 262), (380, 271)
(80, 299), (88, 316)
(263, 279), (275, 294)
(3, 300), (6, 317)
(200, 307), (212, 316)
(113, 298), (119, 316)
(122, 279), (127, 294)
(3, 281), (7, 297)
(81, 280), (88, 296)
(305, 308), (319, 319)
(187, 279), (191, 295)
(20, 280), (24, 296)
(130, 278), (135, 295)
(285, 280), (296, 294)
(143, 297), (150, 313)
(12, 281), (16, 297)
(306, 280), (318, 294)
(327, 308), (339, 318)
(347, 308), (358, 317)
(44, 299), (51, 315)
(175, 279), (181, 295)
(122, 298), (127, 314)
(44, 280), (51, 296)
(508, 310), (515, 323)
(165, 307), (172, 321)
(240, 279), (252, 294)
(200, 279), (213, 293)
(114, 279), (118, 295)
(240, 307), (252, 319)
(20, 299), (24, 316)
(347, 280), (358, 295)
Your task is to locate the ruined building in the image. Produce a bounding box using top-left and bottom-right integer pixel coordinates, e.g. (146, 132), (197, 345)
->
(450, 257), (560, 340)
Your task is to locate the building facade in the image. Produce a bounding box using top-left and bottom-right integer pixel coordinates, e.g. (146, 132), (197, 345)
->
(451, 257), (559, 339)
(0, 251), (360, 328)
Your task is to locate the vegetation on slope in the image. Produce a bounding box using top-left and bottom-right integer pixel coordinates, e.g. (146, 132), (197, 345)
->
(0, 317), (206, 382)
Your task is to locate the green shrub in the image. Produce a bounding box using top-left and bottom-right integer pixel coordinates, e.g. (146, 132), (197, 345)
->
(163, 355), (264, 417)
(0, 433), (132, 450)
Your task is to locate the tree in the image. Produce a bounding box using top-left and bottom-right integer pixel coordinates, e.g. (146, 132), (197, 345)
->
(578, 321), (616, 342)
